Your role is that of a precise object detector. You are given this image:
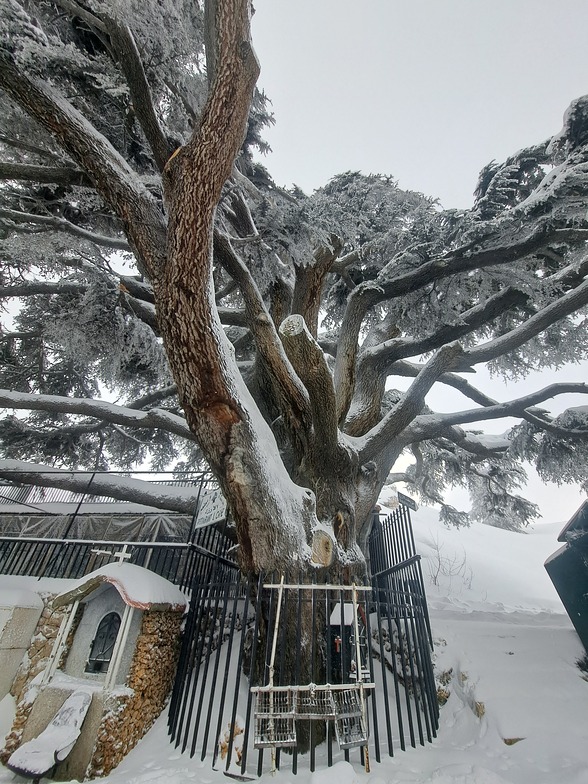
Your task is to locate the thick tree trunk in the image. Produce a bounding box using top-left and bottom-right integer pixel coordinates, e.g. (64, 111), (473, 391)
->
(155, 1), (330, 573)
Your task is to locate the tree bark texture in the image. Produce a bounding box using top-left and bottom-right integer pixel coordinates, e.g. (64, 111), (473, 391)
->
(157, 0), (329, 572)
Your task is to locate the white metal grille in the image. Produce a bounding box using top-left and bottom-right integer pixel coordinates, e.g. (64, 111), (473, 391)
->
(254, 716), (297, 748)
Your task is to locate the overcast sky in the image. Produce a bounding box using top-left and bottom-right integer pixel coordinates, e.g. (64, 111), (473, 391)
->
(251, 1), (588, 523)
(252, 0), (588, 209)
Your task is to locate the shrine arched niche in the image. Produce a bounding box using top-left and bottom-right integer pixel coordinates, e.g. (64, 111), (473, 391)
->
(63, 585), (141, 684)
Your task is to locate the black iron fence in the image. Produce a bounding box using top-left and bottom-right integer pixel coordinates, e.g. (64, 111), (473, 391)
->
(0, 470), (234, 588)
(368, 503), (432, 644)
(0, 523), (234, 591)
(168, 503), (438, 776)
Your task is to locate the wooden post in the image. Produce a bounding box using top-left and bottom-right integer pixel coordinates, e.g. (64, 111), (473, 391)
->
(352, 584), (369, 773)
(268, 575), (284, 773)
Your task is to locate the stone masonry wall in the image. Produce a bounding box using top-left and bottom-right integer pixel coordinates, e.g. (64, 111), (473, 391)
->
(87, 610), (183, 778)
(0, 598), (81, 764)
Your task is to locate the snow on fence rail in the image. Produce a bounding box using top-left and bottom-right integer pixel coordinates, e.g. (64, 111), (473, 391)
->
(0, 471), (214, 507)
(0, 526), (235, 590)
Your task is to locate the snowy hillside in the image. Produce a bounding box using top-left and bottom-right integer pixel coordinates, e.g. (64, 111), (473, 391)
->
(1, 508), (586, 784)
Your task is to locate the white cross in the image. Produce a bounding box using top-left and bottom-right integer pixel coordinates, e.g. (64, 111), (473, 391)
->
(91, 544), (132, 564)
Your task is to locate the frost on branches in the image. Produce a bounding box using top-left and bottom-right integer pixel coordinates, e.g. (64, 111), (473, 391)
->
(1, 0), (588, 574)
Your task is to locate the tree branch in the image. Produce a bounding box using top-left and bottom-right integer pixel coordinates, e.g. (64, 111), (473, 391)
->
(0, 208), (131, 251)
(214, 230), (312, 436)
(119, 276), (155, 304)
(0, 331), (42, 341)
(434, 427), (510, 457)
(0, 460), (201, 513)
(0, 53), (167, 276)
(163, 78), (199, 126)
(358, 343), (465, 463)
(216, 304), (248, 327)
(333, 281), (383, 422)
(0, 281), (87, 299)
(120, 292), (159, 332)
(52, 0), (108, 33)
(366, 287), (529, 368)
(344, 288), (525, 436)
(522, 407), (588, 438)
(215, 278), (238, 303)
(389, 360), (499, 407)
(374, 224), (588, 308)
(127, 385), (178, 410)
(407, 382), (588, 441)
(385, 472), (410, 486)
(0, 133), (70, 164)
(291, 238), (343, 338)
(0, 162), (92, 186)
(103, 15), (175, 172)
(460, 276), (588, 368)
(0, 389), (194, 440)
(334, 212), (588, 423)
(279, 314), (339, 463)
(331, 240), (378, 274)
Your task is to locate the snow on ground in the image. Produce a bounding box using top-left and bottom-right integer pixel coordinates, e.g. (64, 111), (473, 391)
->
(1, 507), (587, 784)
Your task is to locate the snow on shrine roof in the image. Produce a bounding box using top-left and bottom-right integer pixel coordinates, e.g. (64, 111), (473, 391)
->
(52, 563), (187, 612)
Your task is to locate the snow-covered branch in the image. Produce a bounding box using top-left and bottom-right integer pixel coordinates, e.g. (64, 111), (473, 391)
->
(521, 407), (588, 438)
(390, 361), (499, 407)
(407, 382), (588, 441)
(334, 208), (588, 419)
(216, 306), (248, 327)
(52, 0), (108, 36)
(0, 281), (87, 299)
(0, 460), (200, 513)
(331, 240), (377, 274)
(0, 208), (131, 251)
(127, 385), (177, 410)
(118, 276), (155, 303)
(333, 281), (382, 422)
(214, 231), (312, 438)
(0, 390), (194, 441)
(437, 427), (510, 457)
(280, 314), (339, 463)
(365, 287), (528, 368)
(334, 228), (547, 417)
(291, 239), (342, 338)
(375, 224), (588, 307)
(344, 288), (526, 435)
(0, 133), (69, 164)
(461, 276), (588, 367)
(121, 293), (159, 332)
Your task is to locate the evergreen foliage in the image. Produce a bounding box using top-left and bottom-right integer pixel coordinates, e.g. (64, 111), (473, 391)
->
(1, 0), (588, 543)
